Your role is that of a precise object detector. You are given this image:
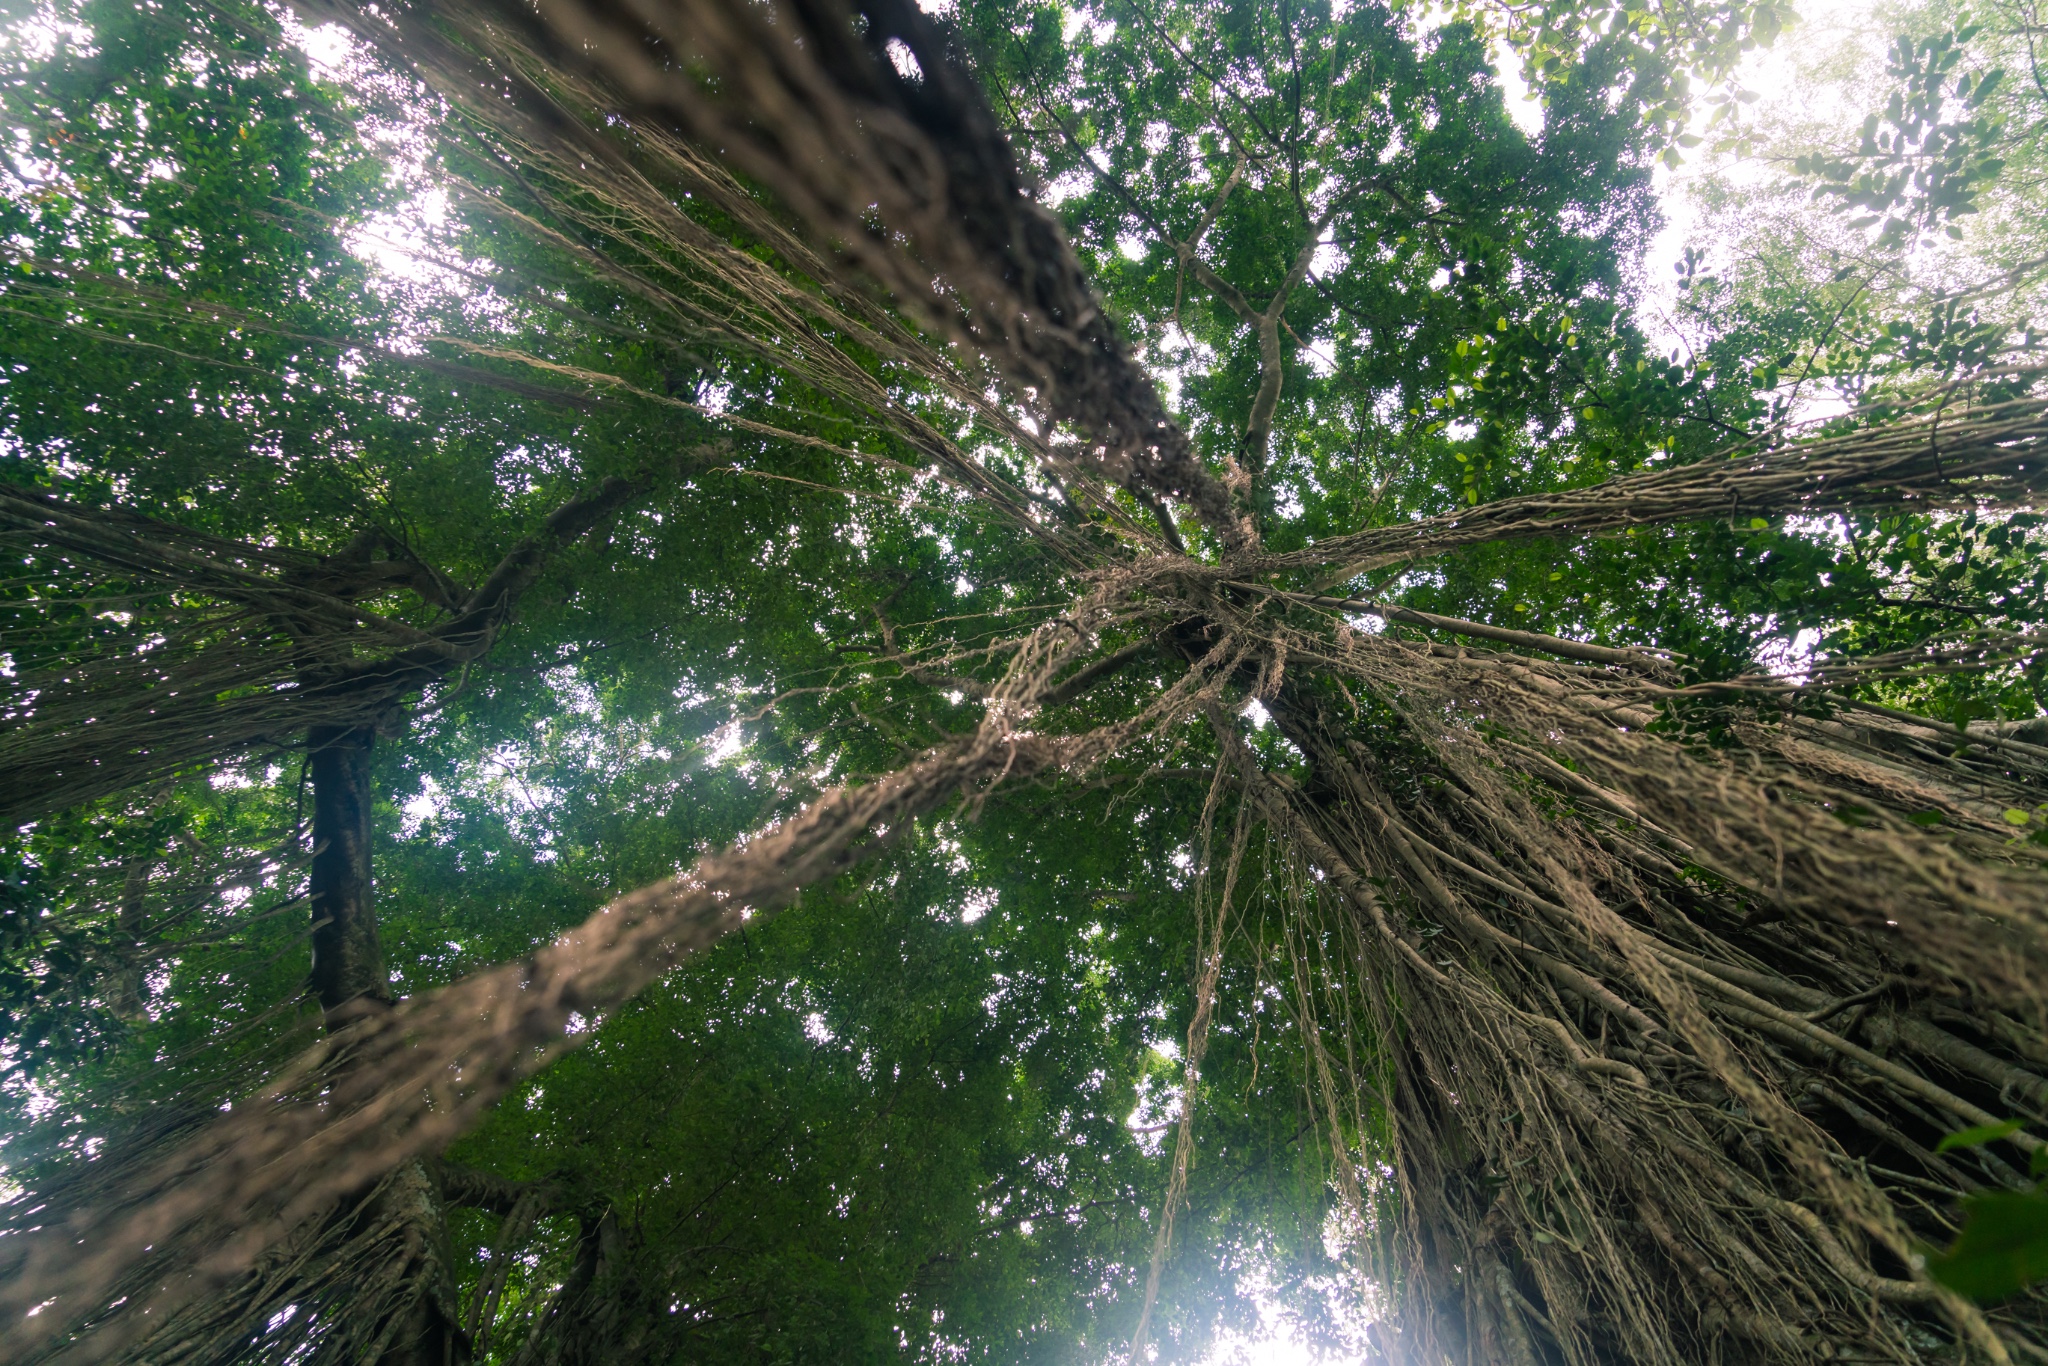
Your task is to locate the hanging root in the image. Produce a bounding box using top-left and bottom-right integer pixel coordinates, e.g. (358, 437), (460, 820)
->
(0, 466), (673, 827)
(1127, 771), (1250, 1363)
(1237, 365), (2048, 580)
(1186, 591), (2048, 1363)
(13, 2), (2048, 1359)
(0, 606), (1236, 1362)
(304, 0), (1245, 547)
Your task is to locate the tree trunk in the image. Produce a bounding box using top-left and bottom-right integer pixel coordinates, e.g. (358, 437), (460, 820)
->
(307, 720), (470, 1366)
(307, 722), (391, 1020)
(104, 852), (153, 1022)
(365, 1160), (471, 1366)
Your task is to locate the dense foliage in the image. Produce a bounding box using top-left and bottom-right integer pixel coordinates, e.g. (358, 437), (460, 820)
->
(2, 0), (2047, 1362)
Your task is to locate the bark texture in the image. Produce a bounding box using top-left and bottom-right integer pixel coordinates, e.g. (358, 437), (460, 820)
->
(307, 722), (390, 1020)
(7, 2), (2048, 1362)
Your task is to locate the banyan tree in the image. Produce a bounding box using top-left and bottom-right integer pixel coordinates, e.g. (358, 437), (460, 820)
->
(4, 0), (2048, 1361)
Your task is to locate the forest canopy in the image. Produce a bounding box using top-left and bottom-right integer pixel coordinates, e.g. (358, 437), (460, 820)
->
(1, 0), (2047, 1362)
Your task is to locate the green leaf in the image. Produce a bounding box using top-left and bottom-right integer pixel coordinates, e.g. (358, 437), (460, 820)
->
(1937, 1118), (2026, 1152)
(1927, 1186), (2048, 1303)
(2004, 809), (2032, 827)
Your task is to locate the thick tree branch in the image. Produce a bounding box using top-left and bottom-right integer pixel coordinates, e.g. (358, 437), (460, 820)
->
(1272, 588), (1669, 669)
(1242, 207), (1336, 475)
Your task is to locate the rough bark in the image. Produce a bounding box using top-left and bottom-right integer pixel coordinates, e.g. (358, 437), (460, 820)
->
(306, 721), (391, 1021)
(306, 720), (471, 1366)
(360, 1160), (470, 1366)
